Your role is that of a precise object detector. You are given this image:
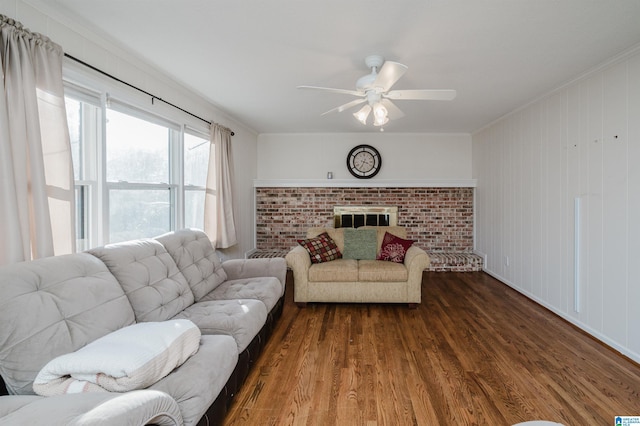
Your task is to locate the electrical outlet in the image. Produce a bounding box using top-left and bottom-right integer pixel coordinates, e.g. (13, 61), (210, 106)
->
(504, 255), (510, 267)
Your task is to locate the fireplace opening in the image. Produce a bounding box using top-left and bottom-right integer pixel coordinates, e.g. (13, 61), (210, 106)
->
(333, 206), (398, 228)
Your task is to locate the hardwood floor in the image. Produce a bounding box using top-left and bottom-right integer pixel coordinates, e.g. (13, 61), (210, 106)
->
(223, 272), (640, 425)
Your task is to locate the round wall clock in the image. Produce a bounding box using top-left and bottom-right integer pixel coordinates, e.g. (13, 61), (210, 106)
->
(346, 144), (381, 179)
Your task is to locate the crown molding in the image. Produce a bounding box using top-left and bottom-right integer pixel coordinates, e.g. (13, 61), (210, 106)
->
(253, 179), (476, 188)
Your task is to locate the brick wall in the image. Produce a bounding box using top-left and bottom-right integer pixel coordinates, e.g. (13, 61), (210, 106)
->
(255, 187), (474, 252)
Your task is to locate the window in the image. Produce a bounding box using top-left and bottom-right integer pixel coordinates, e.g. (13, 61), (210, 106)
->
(106, 106), (176, 243)
(65, 90), (100, 251)
(65, 86), (210, 248)
(184, 131), (210, 230)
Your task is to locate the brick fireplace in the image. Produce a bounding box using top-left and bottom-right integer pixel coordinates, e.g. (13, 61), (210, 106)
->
(253, 184), (482, 271)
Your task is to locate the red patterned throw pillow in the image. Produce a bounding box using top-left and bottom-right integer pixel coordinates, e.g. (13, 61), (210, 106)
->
(377, 232), (414, 263)
(298, 232), (342, 264)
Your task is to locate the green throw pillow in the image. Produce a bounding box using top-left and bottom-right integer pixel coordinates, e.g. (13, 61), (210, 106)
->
(343, 228), (378, 260)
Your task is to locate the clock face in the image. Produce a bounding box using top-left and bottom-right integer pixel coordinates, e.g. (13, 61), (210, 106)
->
(347, 144), (381, 179)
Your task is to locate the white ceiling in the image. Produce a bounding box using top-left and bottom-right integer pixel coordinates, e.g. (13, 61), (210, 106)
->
(26, 0), (640, 134)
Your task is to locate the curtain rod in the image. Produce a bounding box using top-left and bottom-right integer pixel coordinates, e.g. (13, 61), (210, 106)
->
(64, 53), (234, 136)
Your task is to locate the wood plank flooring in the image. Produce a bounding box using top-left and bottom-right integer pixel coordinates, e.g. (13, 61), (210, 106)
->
(223, 272), (640, 425)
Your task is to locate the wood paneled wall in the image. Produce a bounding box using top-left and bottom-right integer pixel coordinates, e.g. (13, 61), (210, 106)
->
(473, 46), (640, 363)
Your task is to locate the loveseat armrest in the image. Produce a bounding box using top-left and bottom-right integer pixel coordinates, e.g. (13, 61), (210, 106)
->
(404, 245), (430, 271)
(284, 246), (311, 270)
(285, 246), (312, 304)
(0, 390), (182, 426)
(222, 257), (287, 297)
(403, 246), (431, 303)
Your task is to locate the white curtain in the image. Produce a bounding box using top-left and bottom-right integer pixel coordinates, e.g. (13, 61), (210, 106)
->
(0, 15), (75, 265)
(204, 123), (237, 248)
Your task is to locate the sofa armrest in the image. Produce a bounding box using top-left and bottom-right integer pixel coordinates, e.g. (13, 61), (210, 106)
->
(403, 246), (431, 303)
(222, 257), (287, 297)
(285, 246), (311, 303)
(0, 390), (182, 426)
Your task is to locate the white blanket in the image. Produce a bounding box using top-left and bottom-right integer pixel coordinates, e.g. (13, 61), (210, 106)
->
(33, 319), (201, 396)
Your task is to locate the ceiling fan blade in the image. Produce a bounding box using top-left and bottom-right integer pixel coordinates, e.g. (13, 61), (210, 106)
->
(385, 89), (457, 101)
(373, 61), (408, 92)
(321, 98), (366, 115)
(297, 85), (363, 97)
(380, 99), (405, 120)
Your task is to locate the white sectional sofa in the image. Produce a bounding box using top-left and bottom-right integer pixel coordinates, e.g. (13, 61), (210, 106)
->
(0, 229), (286, 426)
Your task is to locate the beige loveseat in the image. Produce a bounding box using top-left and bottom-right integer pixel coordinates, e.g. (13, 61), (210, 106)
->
(286, 226), (430, 307)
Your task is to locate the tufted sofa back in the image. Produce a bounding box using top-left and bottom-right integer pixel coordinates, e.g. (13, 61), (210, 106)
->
(0, 230), (229, 396)
(156, 228), (227, 302)
(89, 239), (195, 322)
(0, 253), (135, 395)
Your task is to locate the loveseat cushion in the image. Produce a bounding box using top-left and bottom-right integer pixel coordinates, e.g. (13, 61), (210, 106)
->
(297, 232), (342, 264)
(342, 228), (378, 260)
(307, 227), (345, 252)
(361, 226), (408, 251)
(377, 232), (414, 263)
(156, 229), (227, 301)
(0, 253), (135, 395)
(308, 258), (358, 282)
(307, 226), (408, 255)
(358, 260), (409, 282)
(89, 239), (195, 322)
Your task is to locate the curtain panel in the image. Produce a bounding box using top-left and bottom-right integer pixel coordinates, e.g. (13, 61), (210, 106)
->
(204, 123), (237, 249)
(0, 15), (75, 265)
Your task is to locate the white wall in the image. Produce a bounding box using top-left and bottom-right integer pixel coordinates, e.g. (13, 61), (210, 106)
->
(257, 133), (472, 180)
(2, 0), (258, 259)
(473, 45), (640, 363)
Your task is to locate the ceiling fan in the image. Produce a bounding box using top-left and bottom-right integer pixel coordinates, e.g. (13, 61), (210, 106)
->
(297, 55), (457, 128)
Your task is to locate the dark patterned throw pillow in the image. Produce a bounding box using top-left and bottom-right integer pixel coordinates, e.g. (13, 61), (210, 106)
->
(377, 232), (414, 263)
(297, 232), (342, 264)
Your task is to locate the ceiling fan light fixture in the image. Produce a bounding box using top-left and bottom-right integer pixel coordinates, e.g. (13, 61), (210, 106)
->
(353, 104), (372, 125)
(373, 102), (388, 126)
(373, 115), (389, 126)
(298, 55), (456, 128)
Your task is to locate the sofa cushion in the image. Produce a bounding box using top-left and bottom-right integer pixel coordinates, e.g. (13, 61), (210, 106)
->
(308, 258), (358, 282)
(173, 299), (267, 352)
(297, 232), (342, 264)
(200, 276), (282, 313)
(358, 260), (409, 282)
(343, 228), (378, 260)
(222, 257), (287, 298)
(149, 334), (238, 426)
(89, 239), (195, 322)
(377, 232), (414, 263)
(156, 229), (227, 301)
(0, 253), (136, 395)
(0, 391), (183, 426)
